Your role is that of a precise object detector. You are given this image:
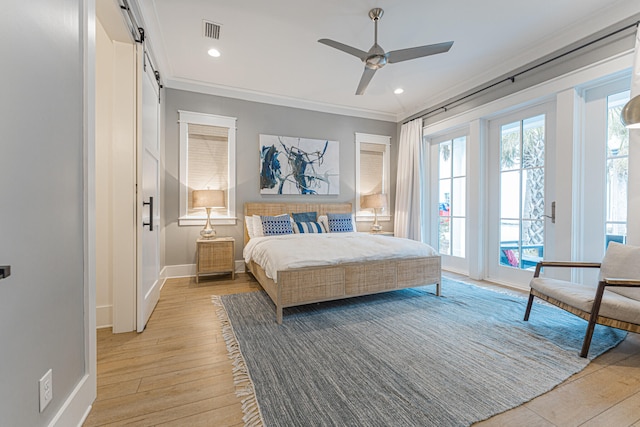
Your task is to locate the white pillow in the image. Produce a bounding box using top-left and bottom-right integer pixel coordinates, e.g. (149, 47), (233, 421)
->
(252, 215), (265, 237)
(317, 215), (329, 233)
(245, 216), (256, 239)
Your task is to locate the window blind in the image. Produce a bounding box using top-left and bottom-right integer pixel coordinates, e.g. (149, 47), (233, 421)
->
(187, 124), (228, 215)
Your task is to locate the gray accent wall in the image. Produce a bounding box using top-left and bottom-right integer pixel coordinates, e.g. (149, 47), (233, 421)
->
(164, 88), (398, 264)
(0, 0), (87, 425)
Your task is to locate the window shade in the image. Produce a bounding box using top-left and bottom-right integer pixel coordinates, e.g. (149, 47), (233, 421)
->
(360, 147), (384, 205)
(187, 124), (228, 215)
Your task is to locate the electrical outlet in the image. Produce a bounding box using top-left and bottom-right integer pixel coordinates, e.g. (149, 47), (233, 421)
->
(39, 369), (53, 412)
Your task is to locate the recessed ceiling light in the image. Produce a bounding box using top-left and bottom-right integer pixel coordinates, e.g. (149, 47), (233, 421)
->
(394, 88), (404, 94)
(207, 48), (221, 58)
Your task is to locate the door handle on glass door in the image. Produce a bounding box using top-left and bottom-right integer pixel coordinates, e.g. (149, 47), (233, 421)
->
(544, 201), (556, 224)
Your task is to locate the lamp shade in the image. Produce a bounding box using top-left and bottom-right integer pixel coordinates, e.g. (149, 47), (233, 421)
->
(361, 193), (387, 209)
(621, 95), (640, 129)
(192, 189), (225, 208)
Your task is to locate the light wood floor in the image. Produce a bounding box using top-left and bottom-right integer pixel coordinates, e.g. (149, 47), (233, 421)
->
(85, 272), (640, 427)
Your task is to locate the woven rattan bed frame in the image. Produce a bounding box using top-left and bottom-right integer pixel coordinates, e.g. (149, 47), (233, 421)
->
(244, 202), (442, 323)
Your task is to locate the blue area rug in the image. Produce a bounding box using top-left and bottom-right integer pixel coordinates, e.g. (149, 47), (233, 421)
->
(214, 278), (626, 427)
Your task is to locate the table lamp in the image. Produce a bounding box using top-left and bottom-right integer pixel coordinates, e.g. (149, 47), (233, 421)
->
(192, 189), (225, 239)
(361, 193), (387, 232)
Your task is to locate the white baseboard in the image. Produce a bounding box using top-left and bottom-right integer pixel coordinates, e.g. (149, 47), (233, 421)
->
(96, 304), (112, 329)
(159, 266), (169, 291)
(163, 260), (245, 279)
(49, 373), (95, 427)
(162, 263), (196, 278)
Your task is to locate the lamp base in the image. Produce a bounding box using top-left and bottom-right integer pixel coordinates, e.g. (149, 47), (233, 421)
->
(370, 208), (382, 232)
(200, 207), (217, 239)
(200, 228), (217, 239)
(370, 224), (383, 232)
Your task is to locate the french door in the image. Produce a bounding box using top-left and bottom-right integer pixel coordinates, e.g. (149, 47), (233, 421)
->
(487, 103), (556, 287)
(580, 78), (630, 283)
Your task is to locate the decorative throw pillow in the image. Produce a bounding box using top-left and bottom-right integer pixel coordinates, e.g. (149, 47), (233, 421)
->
(327, 213), (354, 233)
(260, 214), (293, 236)
(292, 211), (317, 223)
(293, 221), (325, 234)
(598, 242), (640, 300)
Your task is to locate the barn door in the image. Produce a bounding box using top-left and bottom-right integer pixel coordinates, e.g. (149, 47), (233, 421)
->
(137, 50), (161, 332)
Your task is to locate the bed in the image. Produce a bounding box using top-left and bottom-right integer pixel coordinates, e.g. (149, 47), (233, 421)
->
(244, 202), (442, 323)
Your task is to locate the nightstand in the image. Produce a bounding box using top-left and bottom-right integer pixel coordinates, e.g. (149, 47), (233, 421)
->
(368, 231), (394, 236)
(196, 237), (235, 283)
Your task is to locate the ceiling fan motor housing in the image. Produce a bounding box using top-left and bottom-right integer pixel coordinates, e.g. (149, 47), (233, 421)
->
(365, 45), (387, 69)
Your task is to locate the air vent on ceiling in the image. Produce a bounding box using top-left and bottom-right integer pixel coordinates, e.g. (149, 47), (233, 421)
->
(203, 20), (221, 40)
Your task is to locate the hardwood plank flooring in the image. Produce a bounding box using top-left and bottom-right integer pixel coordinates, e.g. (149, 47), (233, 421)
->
(85, 272), (640, 426)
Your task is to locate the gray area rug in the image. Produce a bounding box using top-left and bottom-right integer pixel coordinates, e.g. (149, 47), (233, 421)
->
(214, 278), (626, 427)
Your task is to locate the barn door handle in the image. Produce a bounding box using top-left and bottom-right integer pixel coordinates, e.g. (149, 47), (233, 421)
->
(143, 197), (154, 231)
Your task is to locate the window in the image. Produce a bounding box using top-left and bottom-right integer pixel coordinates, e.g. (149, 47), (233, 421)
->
(179, 111), (237, 225)
(355, 133), (391, 221)
(605, 91), (629, 247)
(437, 136), (466, 257)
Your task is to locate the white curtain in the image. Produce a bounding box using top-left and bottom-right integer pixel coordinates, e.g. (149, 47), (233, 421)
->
(394, 118), (424, 240)
(627, 27), (640, 245)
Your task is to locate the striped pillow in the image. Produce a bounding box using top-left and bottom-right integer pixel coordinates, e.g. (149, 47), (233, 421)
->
(260, 214), (293, 236)
(293, 221), (326, 234)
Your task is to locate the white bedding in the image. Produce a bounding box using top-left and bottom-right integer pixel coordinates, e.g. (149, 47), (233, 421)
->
(243, 233), (438, 282)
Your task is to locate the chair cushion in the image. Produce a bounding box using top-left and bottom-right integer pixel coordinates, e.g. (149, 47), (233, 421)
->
(598, 242), (640, 301)
(530, 277), (640, 325)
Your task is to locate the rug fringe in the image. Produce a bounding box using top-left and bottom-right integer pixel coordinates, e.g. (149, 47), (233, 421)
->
(212, 296), (265, 427)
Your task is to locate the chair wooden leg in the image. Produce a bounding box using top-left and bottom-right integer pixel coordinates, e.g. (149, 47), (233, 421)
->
(580, 321), (597, 358)
(524, 293), (535, 321)
(580, 281), (607, 358)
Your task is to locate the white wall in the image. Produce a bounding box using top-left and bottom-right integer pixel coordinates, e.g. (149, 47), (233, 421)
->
(96, 18), (114, 328)
(0, 0), (94, 425)
(95, 1), (138, 332)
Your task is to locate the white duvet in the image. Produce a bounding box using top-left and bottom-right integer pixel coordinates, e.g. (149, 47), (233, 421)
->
(243, 233), (438, 282)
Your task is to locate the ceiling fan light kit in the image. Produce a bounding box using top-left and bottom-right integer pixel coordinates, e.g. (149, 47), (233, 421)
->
(318, 8), (453, 95)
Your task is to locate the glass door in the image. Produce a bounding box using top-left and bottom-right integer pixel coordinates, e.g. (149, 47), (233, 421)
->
(433, 135), (468, 273)
(581, 78), (630, 283)
(488, 103), (555, 287)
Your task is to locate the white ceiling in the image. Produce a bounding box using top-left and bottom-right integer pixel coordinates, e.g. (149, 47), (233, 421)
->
(136, 0), (639, 122)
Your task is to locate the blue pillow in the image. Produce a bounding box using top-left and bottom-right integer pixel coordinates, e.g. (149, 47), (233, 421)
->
(292, 211), (317, 222)
(327, 213), (353, 233)
(293, 221), (325, 234)
(261, 214), (293, 236)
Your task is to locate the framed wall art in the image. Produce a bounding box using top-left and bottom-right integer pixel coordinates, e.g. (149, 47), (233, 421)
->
(259, 134), (340, 195)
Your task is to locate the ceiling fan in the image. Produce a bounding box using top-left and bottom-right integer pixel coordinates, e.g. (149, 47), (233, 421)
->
(318, 8), (454, 95)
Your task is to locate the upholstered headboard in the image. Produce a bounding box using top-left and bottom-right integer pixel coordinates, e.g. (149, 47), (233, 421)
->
(243, 202), (352, 246)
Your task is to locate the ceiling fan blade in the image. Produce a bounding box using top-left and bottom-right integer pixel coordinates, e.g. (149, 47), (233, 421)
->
(356, 67), (376, 95)
(318, 39), (368, 61)
(387, 41), (454, 64)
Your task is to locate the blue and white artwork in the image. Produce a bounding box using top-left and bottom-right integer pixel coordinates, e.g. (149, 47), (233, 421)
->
(259, 134), (340, 195)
